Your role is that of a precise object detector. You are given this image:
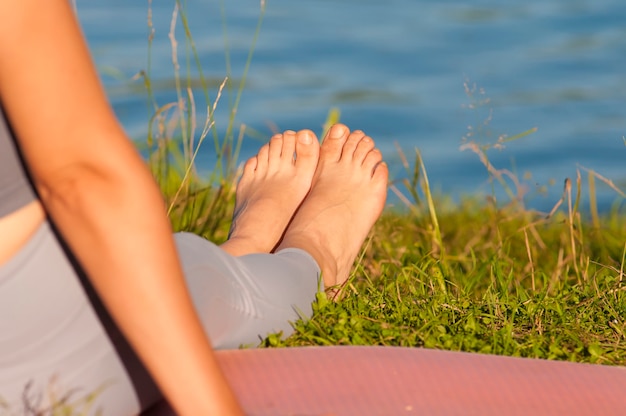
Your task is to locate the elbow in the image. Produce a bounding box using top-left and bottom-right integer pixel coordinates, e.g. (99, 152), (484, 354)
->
(36, 155), (163, 222)
(36, 162), (118, 214)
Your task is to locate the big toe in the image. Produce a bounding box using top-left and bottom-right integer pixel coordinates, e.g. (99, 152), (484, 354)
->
(321, 123), (350, 162)
(295, 129), (320, 170)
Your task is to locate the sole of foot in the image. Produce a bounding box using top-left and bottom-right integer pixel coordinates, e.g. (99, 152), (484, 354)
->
(276, 123), (388, 298)
(221, 129), (320, 256)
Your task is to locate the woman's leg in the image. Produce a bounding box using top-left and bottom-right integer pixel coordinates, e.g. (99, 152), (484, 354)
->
(0, 221), (158, 415)
(175, 124), (389, 348)
(175, 234), (320, 349)
(0, 227), (321, 415)
(172, 129), (324, 349)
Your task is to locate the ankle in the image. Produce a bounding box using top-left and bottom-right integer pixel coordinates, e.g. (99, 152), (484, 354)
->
(277, 233), (338, 287)
(220, 235), (264, 256)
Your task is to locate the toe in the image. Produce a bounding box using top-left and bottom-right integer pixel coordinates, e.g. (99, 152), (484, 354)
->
(295, 129), (320, 170)
(243, 155), (258, 174)
(321, 123), (350, 162)
(237, 156), (258, 188)
(353, 135), (375, 162)
(255, 143), (270, 175)
(362, 148), (384, 172)
(341, 130), (367, 161)
(371, 162), (390, 203)
(282, 130), (297, 164)
(371, 162), (389, 203)
(268, 134), (284, 162)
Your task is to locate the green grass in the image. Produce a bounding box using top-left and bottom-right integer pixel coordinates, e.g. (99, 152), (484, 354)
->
(261, 195), (625, 365)
(184, 144), (623, 366)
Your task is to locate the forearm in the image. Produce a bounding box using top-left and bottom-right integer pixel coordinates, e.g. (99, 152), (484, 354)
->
(39, 160), (243, 415)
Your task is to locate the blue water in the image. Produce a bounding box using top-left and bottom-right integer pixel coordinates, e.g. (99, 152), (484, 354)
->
(78, 0), (625, 212)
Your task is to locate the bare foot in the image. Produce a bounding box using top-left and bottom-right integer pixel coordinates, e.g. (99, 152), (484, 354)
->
(221, 129), (320, 256)
(276, 124), (388, 297)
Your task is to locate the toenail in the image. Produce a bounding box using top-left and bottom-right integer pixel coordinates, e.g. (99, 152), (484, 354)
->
(298, 133), (313, 144)
(330, 125), (347, 139)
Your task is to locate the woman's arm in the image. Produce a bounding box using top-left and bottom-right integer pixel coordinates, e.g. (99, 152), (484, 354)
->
(0, 1), (242, 414)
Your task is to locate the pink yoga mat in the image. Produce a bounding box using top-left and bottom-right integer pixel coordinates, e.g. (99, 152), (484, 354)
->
(146, 346), (626, 415)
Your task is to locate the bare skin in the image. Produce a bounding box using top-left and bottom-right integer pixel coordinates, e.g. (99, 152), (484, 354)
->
(276, 124), (389, 296)
(221, 129), (320, 256)
(0, 201), (45, 265)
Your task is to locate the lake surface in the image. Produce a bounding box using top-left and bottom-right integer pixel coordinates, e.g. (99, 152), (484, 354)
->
(77, 0), (625, 212)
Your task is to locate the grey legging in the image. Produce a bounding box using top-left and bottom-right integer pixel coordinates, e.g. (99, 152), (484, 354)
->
(0, 221), (320, 415)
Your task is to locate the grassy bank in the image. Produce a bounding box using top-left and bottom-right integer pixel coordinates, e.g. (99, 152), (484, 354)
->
(266, 198), (625, 365)
(166, 147), (625, 365)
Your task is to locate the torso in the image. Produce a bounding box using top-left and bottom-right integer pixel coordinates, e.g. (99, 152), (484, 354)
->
(0, 200), (45, 265)
(0, 105), (44, 266)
